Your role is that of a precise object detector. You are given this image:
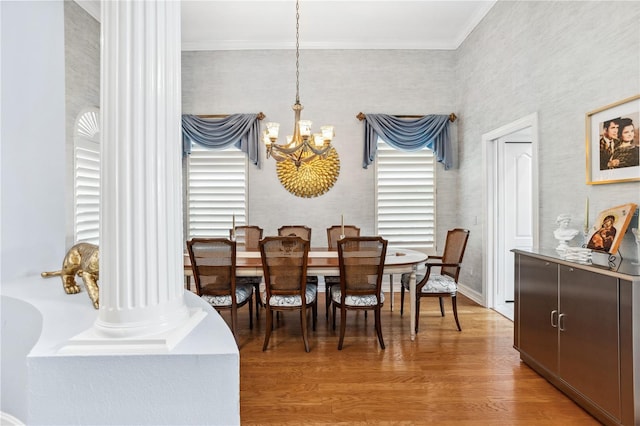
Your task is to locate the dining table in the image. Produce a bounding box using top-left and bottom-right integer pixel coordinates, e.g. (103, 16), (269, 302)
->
(185, 247), (428, 341)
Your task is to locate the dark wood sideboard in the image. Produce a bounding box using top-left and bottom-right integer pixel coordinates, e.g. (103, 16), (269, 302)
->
(513, 248), (640, 426)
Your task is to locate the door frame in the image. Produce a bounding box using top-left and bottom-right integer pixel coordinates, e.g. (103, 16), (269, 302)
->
(482, 112), (540, 309)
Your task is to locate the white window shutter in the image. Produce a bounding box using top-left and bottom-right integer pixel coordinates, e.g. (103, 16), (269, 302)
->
(74, 108), (100, 244)
(187, 144), (247, 238)
(376, 140), (435, 249)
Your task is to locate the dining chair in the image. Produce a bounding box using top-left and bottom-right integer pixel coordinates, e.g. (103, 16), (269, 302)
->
(186, 238), (253, 343)
(232, 225), (263, 249)
(400, 228), (470, 332)
(325, 225), (360, 318)
(231, 225), (264, 319)
(332, 236), (388, 350)
(259, 236), (317, 352)
(278, 225), (318, 287)
(277, 225), (312, 241)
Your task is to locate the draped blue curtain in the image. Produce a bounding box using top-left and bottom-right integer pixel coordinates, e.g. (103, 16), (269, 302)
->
(362, 114), (453, 170)
(182, 113), (262, 168)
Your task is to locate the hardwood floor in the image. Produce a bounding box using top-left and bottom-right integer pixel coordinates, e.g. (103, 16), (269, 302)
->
(220, 293), (599, 425)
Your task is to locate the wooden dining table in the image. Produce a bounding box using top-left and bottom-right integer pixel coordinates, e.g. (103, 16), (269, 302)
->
(185, 247), (428, 341)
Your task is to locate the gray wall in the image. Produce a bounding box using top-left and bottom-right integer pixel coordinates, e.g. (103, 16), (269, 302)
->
(182, 49), (458, 248)
(456, 1), (640, 294)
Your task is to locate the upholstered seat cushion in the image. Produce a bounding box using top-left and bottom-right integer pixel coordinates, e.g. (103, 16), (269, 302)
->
(261, 284), (318, 307)
(331, 288), (385, 306)
(200, 283), (254, 307)
(401, 273), (457, 293)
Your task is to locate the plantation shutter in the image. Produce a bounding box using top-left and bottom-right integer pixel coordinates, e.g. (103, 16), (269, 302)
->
(187, 144), (247, 238)
(74, 108), (100, 244)
(376, 140), (435, 249)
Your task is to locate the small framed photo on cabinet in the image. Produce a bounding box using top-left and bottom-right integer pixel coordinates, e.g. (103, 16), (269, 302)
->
(586, 202), (638, 254)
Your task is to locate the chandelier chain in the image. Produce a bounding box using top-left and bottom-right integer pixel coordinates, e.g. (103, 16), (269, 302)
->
(295, 0), (300, 104)
(262, 0), (335, 171)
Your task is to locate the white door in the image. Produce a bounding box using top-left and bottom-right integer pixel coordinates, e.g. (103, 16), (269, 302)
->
(497, 140), (533, 307)
(483, 113), (539, 321)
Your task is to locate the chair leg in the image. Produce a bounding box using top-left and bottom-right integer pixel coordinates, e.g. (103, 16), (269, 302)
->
(231, 306), (238, 343)
(415, 297), (421, 334)
(400, 284), (405, 316)
(248, 295), (254, 330)
(312, 300), (317, 331)
(332, 301), (337, 330)
(300, 307), (310, 353)
(452, 295), (462, 331)
(262, 308), (273, 351)
(325, 282), (332, 319)
(375, 307), (385, 349)
(439, 297), (445, 316)
(253, 283), (261, 320)
(338, 307), (347, 350)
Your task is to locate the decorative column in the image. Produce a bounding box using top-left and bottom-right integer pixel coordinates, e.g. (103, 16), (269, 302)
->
(64, 0), (204, 352)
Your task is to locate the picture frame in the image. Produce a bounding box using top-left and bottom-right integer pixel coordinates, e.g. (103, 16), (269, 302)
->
(586, 202), (638, 254)
(586, 94), (640, 185)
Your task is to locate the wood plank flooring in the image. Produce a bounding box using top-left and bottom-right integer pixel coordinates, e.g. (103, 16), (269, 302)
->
(218, 293), (600, 425)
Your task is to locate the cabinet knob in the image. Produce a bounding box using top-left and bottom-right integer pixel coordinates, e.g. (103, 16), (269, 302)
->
(550, 310), (558, 328)
(558, 313), (566, 332)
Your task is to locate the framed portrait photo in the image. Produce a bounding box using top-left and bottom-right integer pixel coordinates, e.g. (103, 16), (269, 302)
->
(586, 202), (638, 254)
(586, 94), (640, 185)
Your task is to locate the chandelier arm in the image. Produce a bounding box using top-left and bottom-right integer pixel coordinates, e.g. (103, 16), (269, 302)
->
(270, 142), (309, 156)
(268, 148), (294, 163)
(306, 144), (334, 157)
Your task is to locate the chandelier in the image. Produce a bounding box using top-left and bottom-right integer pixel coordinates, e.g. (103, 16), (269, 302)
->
(263, 0), (335, 169)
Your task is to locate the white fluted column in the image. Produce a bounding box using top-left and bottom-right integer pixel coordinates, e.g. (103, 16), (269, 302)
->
(91, 0), (200, 342)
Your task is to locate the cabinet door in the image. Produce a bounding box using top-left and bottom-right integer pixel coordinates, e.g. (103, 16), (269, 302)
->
(558, 266), (620, 420)
(517, 255), (558, 373)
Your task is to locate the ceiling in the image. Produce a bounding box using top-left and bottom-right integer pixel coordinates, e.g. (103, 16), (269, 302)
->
(77, 0), (496, 51)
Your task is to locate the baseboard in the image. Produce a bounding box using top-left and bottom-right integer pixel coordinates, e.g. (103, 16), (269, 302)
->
(457, 282), (485, 307)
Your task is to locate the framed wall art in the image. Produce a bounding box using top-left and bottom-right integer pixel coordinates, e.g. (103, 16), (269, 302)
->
(586, 202), (638, 254)
(586, 94), (640, 185)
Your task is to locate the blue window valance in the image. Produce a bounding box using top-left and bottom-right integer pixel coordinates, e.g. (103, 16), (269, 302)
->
(361, 113), (454, 170)
(182, 113), (262, 168)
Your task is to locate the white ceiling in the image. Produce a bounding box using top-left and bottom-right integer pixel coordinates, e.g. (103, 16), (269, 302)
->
(76, 0), (496, 51)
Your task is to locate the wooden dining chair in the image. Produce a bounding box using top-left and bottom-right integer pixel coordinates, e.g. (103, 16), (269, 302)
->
(332, 236), (388, 350)
(278, 225), (318, 288)
(259, 236), (317, 352)
(325, 225), (360, 318)
(231, 225), (264, 319)
(400, 228), (470, 333)
(232, 225), (263, 249)
(277, 225), (312, 241)
(186, 238), (253, 343)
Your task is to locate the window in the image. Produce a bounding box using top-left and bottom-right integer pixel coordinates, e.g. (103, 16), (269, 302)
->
(74, 108), (100, 244)
(186, 144), (247, 238)
(376, 139), (435, 249)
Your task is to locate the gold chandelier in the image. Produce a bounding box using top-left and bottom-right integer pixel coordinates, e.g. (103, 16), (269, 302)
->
(263, 0), (335, 169)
